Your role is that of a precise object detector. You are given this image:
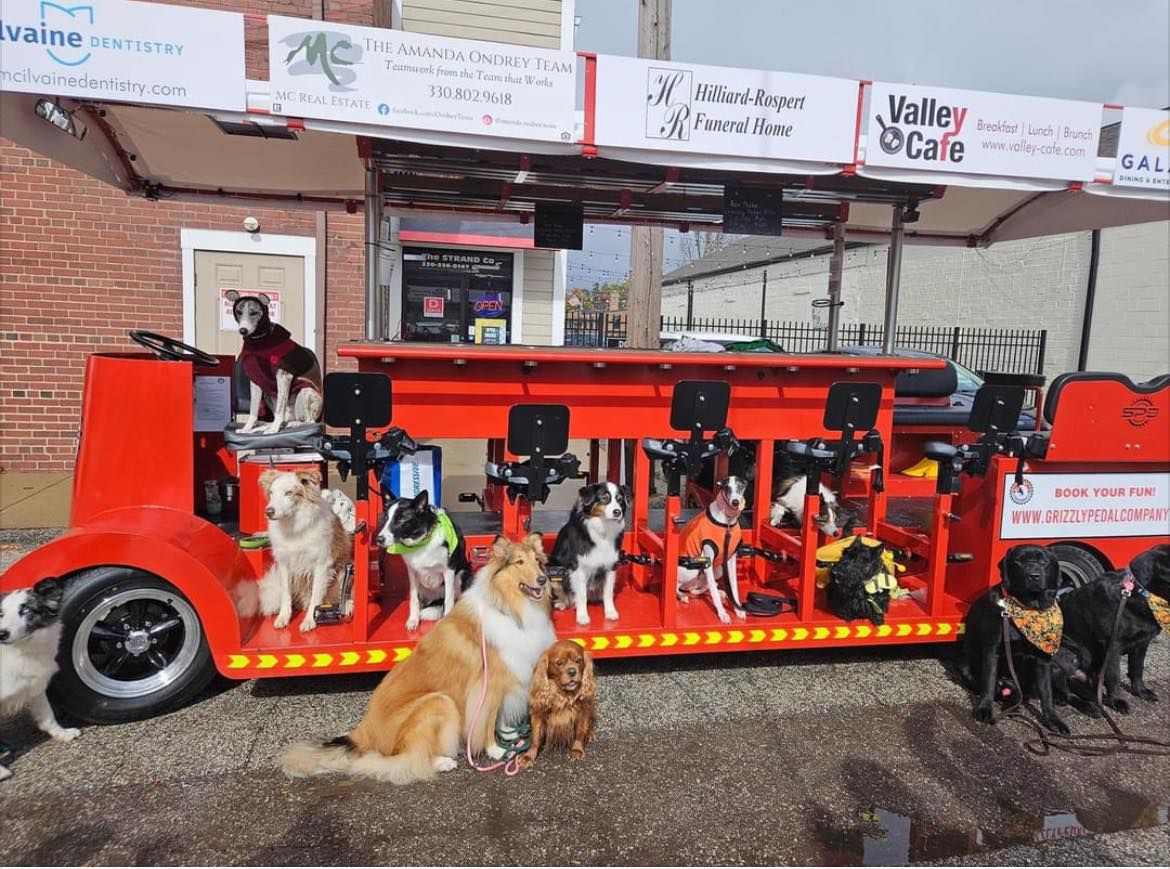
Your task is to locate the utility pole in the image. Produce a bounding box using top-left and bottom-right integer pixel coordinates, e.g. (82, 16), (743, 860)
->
(625, 0), (671, 349)
(758, 269), (768, 338)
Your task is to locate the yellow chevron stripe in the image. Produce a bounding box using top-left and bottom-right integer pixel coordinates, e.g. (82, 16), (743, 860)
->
(570, 637), (586, 648)
(835, 626), (851, 639)
(683, 632), (701, 646)
(917, 623), (933, 637)
(854, 624), (872, 638)
(813, 627), (830, 640)
(661, 633), (678, 647)
(591, 637), (610, 651)
(637, 634), (655, 648)
(227, 654), (249, 669)
(749, 629), (766, 643)
(876, 625), (892, 637)
(793, 627), (809, 641)
(393, 647), (412, 662)
(366, 649), (387, 665)
(312, 653), (333, 668)
(704, 631), (722, 645)
(256, 654), (277, 670)
(936, 623), (952, 637)
(727, 630), (744, 644)
(771, 628), (788, 642)
(896, 624), (912, 637)
(339, 651), (360, 666)
(283, 654), (305, 669)
(615, 635), (633, 650)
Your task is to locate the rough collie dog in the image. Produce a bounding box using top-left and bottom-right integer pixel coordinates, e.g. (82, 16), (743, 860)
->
(550, 482), (631, 626)
(258, 469), (352, 632)
(519, 639), (596, 768)
(677, 477), (748, 625)
(768, 450), (841, 536)
(0, 578), (79, 780)
(376, 489), (472, 631)
(280, 533), (556, 784)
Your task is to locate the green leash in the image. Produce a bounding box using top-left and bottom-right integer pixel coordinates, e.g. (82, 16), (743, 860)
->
(495, 720), (532, 755)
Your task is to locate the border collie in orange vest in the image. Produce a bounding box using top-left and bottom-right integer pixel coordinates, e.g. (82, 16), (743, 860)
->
(227, 291), (323, 435)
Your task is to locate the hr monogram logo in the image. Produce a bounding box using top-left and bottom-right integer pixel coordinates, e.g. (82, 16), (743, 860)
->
(645, 67), (692, 141)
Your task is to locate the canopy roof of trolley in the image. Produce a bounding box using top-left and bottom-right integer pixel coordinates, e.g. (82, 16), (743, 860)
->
(1, 2), (1165, 247)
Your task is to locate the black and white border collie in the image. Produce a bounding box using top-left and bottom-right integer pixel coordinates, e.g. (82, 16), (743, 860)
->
(550, 482), (632, 626)
(376, 490), (472, 631)
(768, 451), (841, 537)
(0, 578), (79, 780)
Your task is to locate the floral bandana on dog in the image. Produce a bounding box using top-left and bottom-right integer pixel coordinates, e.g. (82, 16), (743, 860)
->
(1145, 593), (1170, 635)
(998, 592), (1063, 656)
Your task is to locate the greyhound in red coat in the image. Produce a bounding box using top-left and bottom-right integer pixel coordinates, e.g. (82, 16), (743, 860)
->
(226, 291), (323, 434)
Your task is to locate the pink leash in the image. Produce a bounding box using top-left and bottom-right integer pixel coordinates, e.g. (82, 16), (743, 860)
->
(465, 607), (524, 776)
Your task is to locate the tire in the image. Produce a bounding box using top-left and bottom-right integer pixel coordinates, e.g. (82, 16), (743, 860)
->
(50, 567), (216, 724)
(1047, 543), (1108, 591)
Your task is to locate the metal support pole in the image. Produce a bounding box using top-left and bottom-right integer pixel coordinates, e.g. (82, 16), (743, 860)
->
(758, 269), (768, 338)
(826, 222), (845, 352)
(364, 165), (383, 341)
(1077, 229), (1101, 371)
(881, 204), (905, 355)
(685, 279), (694, 329)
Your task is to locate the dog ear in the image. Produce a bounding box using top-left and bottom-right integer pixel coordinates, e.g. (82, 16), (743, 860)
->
(620, 484), (633, 505)
(491, 534), (511, 561)
(257, 293), (271, 308)
(1129, 545), (1170, 585)
(524, 532), (547, 559)
(223, 289), (239, 303)
(575, 484), (596, 511)
(528, 647), (557, 710)
(295, 469), (322, 489)
(380, 488), (396, 511)
(32, 577), (63, 611)
(411, 489), (430, 510)
(578, 647), (597, 701)
(258, 469), (280, 496)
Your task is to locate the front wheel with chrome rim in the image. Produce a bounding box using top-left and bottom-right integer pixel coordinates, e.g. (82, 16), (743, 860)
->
(51, 568), (216, 724)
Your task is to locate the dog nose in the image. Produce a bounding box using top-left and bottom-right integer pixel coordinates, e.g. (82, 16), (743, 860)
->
(731, 498), (742, 509)
(612, 507), (623, 519)
(264, 507), (275, 519)
(0, 629), (9, 642)
(238, 327), (248, 336)
(567, 666), (578, 677)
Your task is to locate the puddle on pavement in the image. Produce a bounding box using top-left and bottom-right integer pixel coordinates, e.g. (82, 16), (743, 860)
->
(819, 802), (1169, 865)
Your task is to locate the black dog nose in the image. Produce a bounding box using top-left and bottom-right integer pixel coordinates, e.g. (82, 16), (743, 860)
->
(613, 507), (623, 518)
(567, 667), (578, 677)
(238, 327), (248, 336)
(731, 498), (742, 509)
(0, 630), (9, 642)
(265, 507), (275, 519)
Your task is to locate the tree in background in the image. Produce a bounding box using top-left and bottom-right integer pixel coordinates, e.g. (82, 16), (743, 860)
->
(679, 230), (728, 264)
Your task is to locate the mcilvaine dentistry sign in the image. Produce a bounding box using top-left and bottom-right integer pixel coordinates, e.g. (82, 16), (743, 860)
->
(593, 55), (858, 166)
(267, 15), (576, 144)
(864, 82), (1102, 182)
(0, 0), (246, 110)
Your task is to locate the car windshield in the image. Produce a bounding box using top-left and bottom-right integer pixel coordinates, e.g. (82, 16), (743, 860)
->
(952, 361), (984, 393)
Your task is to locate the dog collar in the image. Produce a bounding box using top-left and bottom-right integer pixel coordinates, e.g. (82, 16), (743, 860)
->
(384, 509), (459, 556)
(998, 591), (1063, 656)
(704, 506), (739, 529)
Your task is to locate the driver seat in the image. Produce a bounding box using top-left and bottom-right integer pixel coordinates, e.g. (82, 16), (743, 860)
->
(222, 356), (324, 453)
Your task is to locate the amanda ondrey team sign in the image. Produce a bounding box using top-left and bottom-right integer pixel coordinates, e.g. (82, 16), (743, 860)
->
(267, 15), (577, 144)
(0, 0), (245, 111)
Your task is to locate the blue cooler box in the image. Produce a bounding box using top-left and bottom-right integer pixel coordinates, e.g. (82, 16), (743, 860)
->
(380, 445), (443, 507)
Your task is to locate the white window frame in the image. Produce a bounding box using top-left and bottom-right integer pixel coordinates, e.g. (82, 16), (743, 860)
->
(180, 228), (318, 354)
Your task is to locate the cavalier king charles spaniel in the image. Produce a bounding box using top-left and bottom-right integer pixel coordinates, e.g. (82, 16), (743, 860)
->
(519, 639), (596, 767)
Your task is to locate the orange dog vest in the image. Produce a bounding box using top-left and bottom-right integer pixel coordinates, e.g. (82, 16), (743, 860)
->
(680, 508), (743, 564)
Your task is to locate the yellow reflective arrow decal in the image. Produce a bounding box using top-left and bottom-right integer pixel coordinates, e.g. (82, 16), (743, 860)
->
(591, 636), (610, 651)
(936, 623), (952, 637)
(227, 654), (249, 670)
(683, 632), (701, 646)
(876, 625), (892, 637)
(956, 623), (966, 635)
(312, 653), (333, 668)
(793, 627), (809, 641)
(896, 624), (912, 637)
(727, 630), (744, 644)
(704, 631), (722, 645)
(854, 625), (872, 638)
(256, 654), (277, 670)
(283, 654), (305, 669)
(637, 634), (655, 648)
(366, 649), (388, 665)
(749, 629), (766, 643)
(661, 633), (679, 647)
(813, 627), (830, 640)
(340, 651), (360, 666)
(570, 637), (587, 648)
(393, 647), (412, 662)
(917, 623), (933, 636)
(835, 626), (851, 639)
(615, 635), (633, 650)
(771, 628), (788, 642)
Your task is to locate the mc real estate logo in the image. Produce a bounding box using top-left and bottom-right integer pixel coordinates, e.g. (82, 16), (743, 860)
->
(279, 28), (363, 92)
(645, 67), (693, 141)
(874, 93), (969, 164)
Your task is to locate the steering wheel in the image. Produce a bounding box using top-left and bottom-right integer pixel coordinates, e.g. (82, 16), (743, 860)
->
(129, 331), (219, 368)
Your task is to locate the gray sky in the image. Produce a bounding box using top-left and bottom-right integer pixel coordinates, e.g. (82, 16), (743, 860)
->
(567, 0), (1170, 289)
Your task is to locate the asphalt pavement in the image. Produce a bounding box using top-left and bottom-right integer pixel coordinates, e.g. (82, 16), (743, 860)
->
(1, 529), (1168, 866)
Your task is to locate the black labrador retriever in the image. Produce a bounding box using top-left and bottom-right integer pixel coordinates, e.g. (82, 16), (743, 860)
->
(962, 544), (1070, 735)
(1056, 543), (1170, 717)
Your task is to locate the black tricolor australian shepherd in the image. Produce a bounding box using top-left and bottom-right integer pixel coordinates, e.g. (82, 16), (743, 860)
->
(550, 482), (632, 626)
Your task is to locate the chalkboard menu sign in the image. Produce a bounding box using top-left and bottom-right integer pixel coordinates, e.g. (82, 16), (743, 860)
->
(722, 184), (783, 236)
(534, 202), (584, 250)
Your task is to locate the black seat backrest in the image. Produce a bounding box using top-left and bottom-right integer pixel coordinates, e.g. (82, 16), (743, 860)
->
(895, 364), (957, 398)
(1044, 372), (1170, 425)
(507, 404), (570, 458)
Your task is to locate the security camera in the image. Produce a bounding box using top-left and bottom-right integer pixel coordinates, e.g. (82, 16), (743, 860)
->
(243, 216), (261, 234)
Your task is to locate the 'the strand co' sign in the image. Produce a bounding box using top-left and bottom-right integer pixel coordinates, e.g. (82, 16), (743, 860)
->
(865, 82), (1102, 182)
(1000, 472), (1170, 540)
(594, 55), (857, 166)
(267, 15), (576, 144)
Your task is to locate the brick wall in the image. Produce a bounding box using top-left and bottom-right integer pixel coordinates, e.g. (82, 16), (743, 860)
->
(0, 0), (377, 474)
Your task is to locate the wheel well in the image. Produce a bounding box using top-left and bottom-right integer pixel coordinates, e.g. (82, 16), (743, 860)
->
(1046, 541), (1112, 572)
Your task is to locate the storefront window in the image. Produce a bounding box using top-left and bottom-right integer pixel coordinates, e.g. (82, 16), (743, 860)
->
(401, 248), (514, 343)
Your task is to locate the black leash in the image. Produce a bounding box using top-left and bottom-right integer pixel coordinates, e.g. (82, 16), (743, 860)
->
(997, 583), (1170, 757)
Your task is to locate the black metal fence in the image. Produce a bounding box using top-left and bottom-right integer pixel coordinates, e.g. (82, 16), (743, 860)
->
(563, 312), (1047, 375)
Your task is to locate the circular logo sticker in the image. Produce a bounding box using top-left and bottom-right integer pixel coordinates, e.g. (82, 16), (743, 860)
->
(482, 114), (494, 126)
(1009, 480), (1034, 505)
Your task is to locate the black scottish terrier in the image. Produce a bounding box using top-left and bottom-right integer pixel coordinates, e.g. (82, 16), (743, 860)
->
(826, 536), (891, 626)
